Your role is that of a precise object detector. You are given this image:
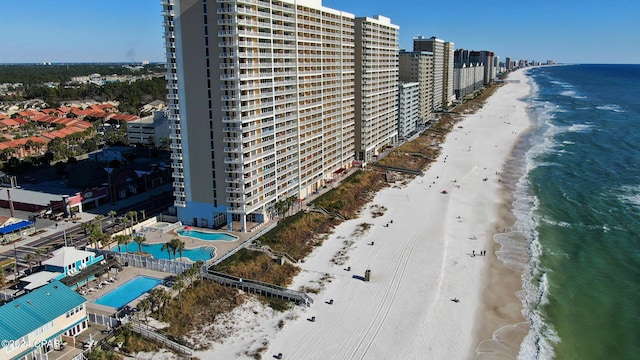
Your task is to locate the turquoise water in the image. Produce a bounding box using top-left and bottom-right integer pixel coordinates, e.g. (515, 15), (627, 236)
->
(175, 228), (237, 241)
(111, 242), (215, 261)
(505, 65), (640, 359)
(94, 276), (162, 309)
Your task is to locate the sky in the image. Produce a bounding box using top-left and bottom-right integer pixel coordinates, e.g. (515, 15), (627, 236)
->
(1, 0), (638, 64)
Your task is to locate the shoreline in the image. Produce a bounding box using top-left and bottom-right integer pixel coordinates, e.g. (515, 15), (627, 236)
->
(473, 68), (534, 359)
(185, 69), (536, 359)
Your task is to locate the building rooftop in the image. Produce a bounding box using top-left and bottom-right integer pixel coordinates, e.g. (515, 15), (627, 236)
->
(43, 247), (94, 268)
(0, 280), (86, 345)
(20, 270), (63, 291)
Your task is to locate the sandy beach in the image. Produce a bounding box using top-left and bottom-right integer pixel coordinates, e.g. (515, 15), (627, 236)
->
(188, 69), (533, 360)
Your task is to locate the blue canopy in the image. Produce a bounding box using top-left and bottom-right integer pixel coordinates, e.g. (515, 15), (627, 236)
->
(0, 220), (34, 235)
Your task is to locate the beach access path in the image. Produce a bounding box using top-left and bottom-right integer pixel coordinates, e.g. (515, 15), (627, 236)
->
(193, 69), (533, 360)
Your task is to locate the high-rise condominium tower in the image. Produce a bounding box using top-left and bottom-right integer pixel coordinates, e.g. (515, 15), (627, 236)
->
(413, 36), (455, 110)
(353, 15), (399, 162)
(163, 0), (356, 231)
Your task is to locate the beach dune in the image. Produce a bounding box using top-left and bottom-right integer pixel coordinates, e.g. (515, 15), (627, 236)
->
(195, 69), (532, 360)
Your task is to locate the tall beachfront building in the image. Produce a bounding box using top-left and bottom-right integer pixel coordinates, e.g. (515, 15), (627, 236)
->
(353, 15), (399, 162)
(412, 36), (455, 110)
(162, 0), (357, 231)
(443, 41), (455, 106)
(399, 51), (433, 124)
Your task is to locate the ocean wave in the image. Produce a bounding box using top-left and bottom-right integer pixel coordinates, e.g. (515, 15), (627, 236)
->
(512, 80), (561, 359)
(596, 104), (624, 113)
(566, 124), (592, 132)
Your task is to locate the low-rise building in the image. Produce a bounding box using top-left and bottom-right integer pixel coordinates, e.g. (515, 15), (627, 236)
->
(0, 280), (88, 359)
(126, 110), (169, 148)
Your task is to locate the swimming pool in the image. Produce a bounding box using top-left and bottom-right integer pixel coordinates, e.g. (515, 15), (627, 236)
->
(176, 228), (238, 242)
(111, 243), (215, 261)
(95, 276), (162, 309)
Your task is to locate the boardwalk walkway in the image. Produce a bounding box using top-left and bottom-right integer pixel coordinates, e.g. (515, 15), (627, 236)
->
(204, 270), (313, 307)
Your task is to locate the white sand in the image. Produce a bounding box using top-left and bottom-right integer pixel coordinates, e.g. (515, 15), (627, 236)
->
(192, 69), (533, 360)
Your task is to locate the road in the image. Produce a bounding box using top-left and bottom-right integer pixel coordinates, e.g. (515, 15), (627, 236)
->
(0, 188), (174, 276)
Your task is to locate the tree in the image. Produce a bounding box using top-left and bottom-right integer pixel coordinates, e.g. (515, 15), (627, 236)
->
(24, 253), (35, 274)
(0, 267), (5, 288)
(161, 242), (173, 260)
(133, 235), (146, 253)
(80, 221), (94, 236)
(126, 210), (139, 228)
(90, 229), (109, 250)
(35, 248), (45, 266)
(137, 297), (152, 321)
(107, 210), (117, 221)
(169, 238), (184, 260)
(114, 234), (131, 253)
(172, 274), (186, 308)
(148, 288), (170, 320)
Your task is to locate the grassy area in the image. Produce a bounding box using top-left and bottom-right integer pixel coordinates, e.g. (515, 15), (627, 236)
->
(310, 170), (387, 218)
(163, 280), (242, 339)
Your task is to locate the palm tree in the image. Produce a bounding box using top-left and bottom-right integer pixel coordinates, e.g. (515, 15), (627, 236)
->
(80, 221), (93, 236)
(148, 288), (170, 320)
(107, 210), (117, 221)
(114, 234), (131, 253)
(138, 209), (146, 222)
(126, 210), (138, 233)
(35, 248), (45, 266)
(169, 238), (184, 260)
(24, 254), (35, 274)
(161, 242), (173, 260)
(133, 235), (146, 253)
(172, 274), (186, 308)
(137, 298), (152, 321)
(90, 228), (108, 250)
(192, 260), (204, 283)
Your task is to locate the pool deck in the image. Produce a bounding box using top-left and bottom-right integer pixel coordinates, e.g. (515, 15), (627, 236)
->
(82, 268), (172, 316)
(139, 221), (269, 263)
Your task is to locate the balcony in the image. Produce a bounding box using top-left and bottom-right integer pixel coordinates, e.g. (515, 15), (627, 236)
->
(224, 157), (244, 164)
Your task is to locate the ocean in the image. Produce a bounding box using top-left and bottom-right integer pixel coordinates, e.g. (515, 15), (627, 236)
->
(503, 64), (640, 359)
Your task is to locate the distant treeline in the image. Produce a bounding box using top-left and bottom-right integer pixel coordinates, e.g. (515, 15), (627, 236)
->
(0, 63), (168, 114)
(23, 77), (168, 114)
(0, 63), (165, 85)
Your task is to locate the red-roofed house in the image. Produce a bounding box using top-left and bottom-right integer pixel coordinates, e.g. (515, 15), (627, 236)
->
(97, 103), (118, 113)
(41, 108), (63, 117)
(0, 119), (20, 129)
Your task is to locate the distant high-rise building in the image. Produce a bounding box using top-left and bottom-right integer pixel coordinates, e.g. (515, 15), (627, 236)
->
(399, 50), (433, 123)
(469, 50), (495, 85)
(443, 41), (455, 107)
(354, 15), (399, 162)
(162, 0), (358, 231)
(505, 57), (512, 70)
(413, 36), (444, 111)
(412, 36), (454, 110)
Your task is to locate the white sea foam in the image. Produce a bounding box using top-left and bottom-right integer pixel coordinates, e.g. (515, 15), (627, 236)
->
(616, 185), (640, 209)
(509, 93), (564, 360)
(596, 104), (624, 113)
(566, 124), (592, 132)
